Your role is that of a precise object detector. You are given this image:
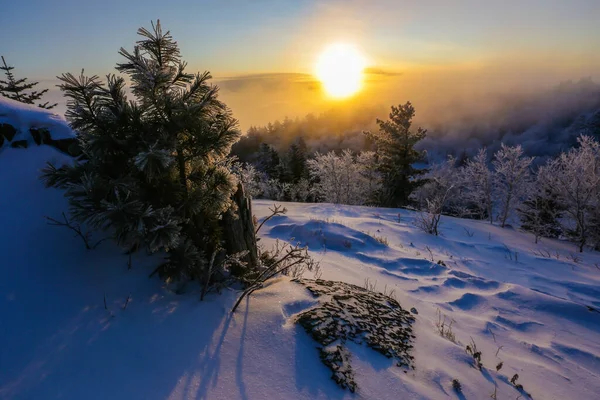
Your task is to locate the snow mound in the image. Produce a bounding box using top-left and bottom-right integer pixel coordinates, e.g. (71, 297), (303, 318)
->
(0, 96), (74, 152)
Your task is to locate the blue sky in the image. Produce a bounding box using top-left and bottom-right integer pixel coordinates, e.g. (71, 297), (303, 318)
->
(3, 0), (599, 79)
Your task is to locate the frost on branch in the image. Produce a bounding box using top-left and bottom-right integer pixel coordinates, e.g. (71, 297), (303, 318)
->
(411, 156), (459, 235)
(539, 135), (600, 251)
(492, 144), (534, 228)
(307, 149), (381, 205)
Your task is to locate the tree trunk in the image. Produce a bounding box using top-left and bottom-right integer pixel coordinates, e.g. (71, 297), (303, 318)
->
(222, 183), (259, 276)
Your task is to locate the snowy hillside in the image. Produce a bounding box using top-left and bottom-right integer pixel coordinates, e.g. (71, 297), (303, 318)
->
(1, 139), (600, 399)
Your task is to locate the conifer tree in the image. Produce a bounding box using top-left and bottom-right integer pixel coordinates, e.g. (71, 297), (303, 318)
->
(257, 143), (282, 180)
(42, 21), (243, 282)
(287, 137), (308, 183)
(364, 102), (427, 206)
(0, 56), (57, 109)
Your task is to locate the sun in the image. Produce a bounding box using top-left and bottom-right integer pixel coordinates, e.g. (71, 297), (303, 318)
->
(315, 43), (366, 98)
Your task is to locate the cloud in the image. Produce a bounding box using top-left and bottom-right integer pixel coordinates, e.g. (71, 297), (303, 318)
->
(216, 73), (318, 93)
(364, 67), (403, 77)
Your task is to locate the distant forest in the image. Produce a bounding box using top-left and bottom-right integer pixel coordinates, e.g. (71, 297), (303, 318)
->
(232, 78), (600, 165)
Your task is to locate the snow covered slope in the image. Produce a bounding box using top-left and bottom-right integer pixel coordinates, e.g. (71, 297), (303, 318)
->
(1, 144), (600, 399)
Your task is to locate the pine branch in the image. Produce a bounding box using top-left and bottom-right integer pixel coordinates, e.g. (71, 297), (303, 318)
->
(45, 212), (105, 250)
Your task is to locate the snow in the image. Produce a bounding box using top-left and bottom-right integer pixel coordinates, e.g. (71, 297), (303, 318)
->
(2, 143), (600, 399)
(0, 96), (74, 147)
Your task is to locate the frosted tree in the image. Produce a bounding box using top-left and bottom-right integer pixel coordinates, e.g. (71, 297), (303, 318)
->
(233, 162), (262, 198)
(0, 56), (57, 109)
(493, 144), (534, 228)
(259, 177), (290, 201)
(540, 135), (600, 251)
(308, 151), (346, 204)
(308, 150), (379, 205)
(42, 21), (249, 282)
(364, 102), (427, 206)
(518, 171), (562, 243)
(411, 157), (459, 235)
(461, 148), (494, 223)
(289, 178), (311, 202)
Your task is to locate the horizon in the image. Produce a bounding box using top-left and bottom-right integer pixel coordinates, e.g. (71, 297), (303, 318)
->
(3, 0), (600, 129)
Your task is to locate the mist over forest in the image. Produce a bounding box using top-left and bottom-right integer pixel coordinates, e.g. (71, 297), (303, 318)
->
(232, 78), (600, 164)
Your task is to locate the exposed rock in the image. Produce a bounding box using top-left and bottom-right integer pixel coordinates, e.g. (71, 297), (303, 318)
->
(0, 123), (17, 142)
(295, 278), (416, 391)
(0, 123), (79, 156)
(30, 127), (52, 145)
(10, 140), (28, 149)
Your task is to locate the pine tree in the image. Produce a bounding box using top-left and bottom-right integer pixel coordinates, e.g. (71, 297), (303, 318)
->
(287, 137), (308, 183)
(0, 56), (57, 109)
(257, 143), (282, 180)
(42, 21), (244, 282)
(364, 102), (427, 207)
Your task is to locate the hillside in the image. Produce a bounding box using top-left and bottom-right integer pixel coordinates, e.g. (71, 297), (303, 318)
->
(1, 102), (600, 399)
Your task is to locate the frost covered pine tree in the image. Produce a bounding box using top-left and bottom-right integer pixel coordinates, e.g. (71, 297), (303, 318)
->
(539, 135), (600, 252)
(364, 102), (426, 207)
(492, 144), (534, 228)
(0, 56), (57, 109)
(42, 21), (248, 282)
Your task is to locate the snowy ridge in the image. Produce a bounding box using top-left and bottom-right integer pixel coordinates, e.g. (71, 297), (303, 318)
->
(1, 146), (600, 399)
(0, 96), (74, 148)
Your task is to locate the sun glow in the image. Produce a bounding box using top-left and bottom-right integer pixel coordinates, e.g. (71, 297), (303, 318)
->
(315, 43), (366, 98)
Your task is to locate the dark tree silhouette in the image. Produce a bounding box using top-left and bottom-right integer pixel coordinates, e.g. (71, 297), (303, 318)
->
(0, 56), (57, 109)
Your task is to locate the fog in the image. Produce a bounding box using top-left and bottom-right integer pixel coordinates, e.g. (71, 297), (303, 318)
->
(223, 60), (600, 162)
(39, 58), (600, 161)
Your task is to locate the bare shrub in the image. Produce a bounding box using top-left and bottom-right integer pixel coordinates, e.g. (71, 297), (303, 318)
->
(435, 309), (456, 343)
(231, 241), (318, 313)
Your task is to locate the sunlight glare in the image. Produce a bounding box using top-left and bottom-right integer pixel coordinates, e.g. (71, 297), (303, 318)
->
(315, 43), (366, 98)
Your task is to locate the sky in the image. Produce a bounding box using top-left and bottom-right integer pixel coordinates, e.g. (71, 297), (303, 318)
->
(2, 0), (600, 129)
